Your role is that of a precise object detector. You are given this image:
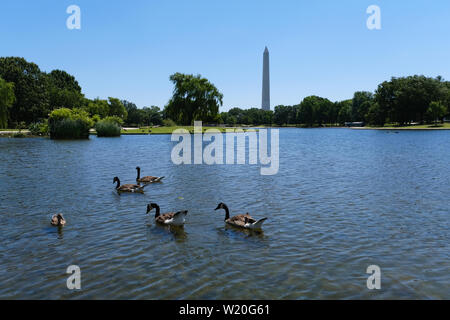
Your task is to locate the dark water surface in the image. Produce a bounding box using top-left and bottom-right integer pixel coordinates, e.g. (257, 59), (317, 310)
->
(0, 128), (448, 299)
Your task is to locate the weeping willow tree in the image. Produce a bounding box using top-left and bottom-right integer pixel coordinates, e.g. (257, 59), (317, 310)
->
(165, 73), (223, 125)
(0, 77), (15, 128)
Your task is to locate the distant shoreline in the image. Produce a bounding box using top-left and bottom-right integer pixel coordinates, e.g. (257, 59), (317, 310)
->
(2, 124), (450, 138)
(350, 125), (450, 130)
(249, 124), (450, 131)
(119, 126), (258, 135)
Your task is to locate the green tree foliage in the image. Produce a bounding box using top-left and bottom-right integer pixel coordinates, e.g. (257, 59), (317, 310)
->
(83, 98), (109, 118)
(122, 100), (140, 125)
(28, 120), (49, 136)
(95, 119), (121, 137)
(426, 101), (447, 125)
(48, 108), (93, 139)
(165, 73), (223, 125)
(273, 105), (297, 125)
(47, 70), (83, 110)
(2, 57), (450, 129)
(219, 111), (237, 125)
(0, 57), (50, 124)
(375, 75), (446, 125)
(352, 91), (374, 122)
(222, 107), (273, 125)
(228, 108), (248, 124)
(439, 82), (450, 117)
(103, 116), (124, 126)
(162, 118), (177, 127)
(221, 99), (345, 127)
(365, 103), (385, 126)
(297, 96), (334, 126)
(122, 100), (163, 126)
(337, 100), (352, 124)
(297, 98), (314, 126)
(108, 97), (128, 120)
(141, 106), (163, 126)
(0, 77), (15, 128)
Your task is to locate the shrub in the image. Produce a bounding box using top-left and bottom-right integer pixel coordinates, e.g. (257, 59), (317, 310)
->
(49, 108), (93, 139)
(163, 118), (176, 127)
(13, 121), (29, 138)
(16, 121), (27, 130)
(49, 118), (90, 139)
(91, 114), (101, 124)
(29, 120), (49, 136)
(95, 120), (121, 137)
(103, 115), (124, 126)
(49, 108), (72, 122)
(13, 132), (26, 138)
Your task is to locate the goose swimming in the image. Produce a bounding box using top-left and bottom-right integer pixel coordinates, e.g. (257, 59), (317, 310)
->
(146, 203), (188, 226)
(51, 213), (66, 226)
(113, 176), (146, 193)
(136, 167), (164, 184)
(214, 202), (267, 230)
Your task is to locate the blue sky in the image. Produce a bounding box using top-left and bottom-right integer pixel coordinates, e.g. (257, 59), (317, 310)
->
(1, 0), (449, 111)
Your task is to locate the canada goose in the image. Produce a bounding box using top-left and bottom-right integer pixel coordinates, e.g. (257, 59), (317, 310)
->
(214, 202), (267, 230)
(51, 213), (66, 226)
(146, 203), (188, 226)
(113, 176), (146, 193)
(136, 167), (164, 183)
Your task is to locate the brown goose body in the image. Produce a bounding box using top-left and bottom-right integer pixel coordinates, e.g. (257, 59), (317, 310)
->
(51, 213), (66, 226)
(226, 213), (256, 228)
(138, 176), (160, 183)
(146, 203), (188, 226)
(155, 212), (178, 224)
(215, 203), (267, 230)
(113, 177), (145, 193)
(119, 183), (142, 190)
(136, 167), (164, 183)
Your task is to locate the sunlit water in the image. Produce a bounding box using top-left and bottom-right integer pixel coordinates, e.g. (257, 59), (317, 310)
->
(0, 128), (448, 299)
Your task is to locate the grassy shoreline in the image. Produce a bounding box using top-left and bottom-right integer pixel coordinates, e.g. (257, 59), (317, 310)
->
(2, 123), (449, 138)
(255, 123), (450, 130)
(353, 123), (450, 130)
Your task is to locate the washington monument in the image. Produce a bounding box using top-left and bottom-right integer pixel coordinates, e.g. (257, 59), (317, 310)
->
(261, 46), (270, 110)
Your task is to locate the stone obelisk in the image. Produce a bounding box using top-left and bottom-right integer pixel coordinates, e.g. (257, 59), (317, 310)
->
(261, 46), (270, 110)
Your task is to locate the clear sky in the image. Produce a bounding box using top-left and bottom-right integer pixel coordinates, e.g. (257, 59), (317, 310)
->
(1, 0), (449, 111)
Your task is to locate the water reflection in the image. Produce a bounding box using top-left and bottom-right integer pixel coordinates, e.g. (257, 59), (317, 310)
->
(223, 224), (266, 239)
(56, 225), (64, 239)
(145, 221), (188, 242)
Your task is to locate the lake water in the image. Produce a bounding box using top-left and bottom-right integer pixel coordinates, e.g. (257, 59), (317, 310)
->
(0, 128), (448, 299)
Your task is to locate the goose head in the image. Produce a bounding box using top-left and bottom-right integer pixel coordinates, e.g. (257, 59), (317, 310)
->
(52, 213), (66, 226)
(214, 202), (227, 211)
(146, 203), (158, 214)
(57, 213), (66, 225)
(113, 176), (120, 184)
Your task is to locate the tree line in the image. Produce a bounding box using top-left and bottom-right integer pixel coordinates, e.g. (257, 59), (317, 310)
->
(1, 56), (449, 131)
(219, 76), (450, 127)
(0, 57), (165, 129)
(172, 74), (450, 127)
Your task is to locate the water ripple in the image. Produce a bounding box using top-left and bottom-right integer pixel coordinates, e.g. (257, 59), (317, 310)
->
(0, 130), (449, 299)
